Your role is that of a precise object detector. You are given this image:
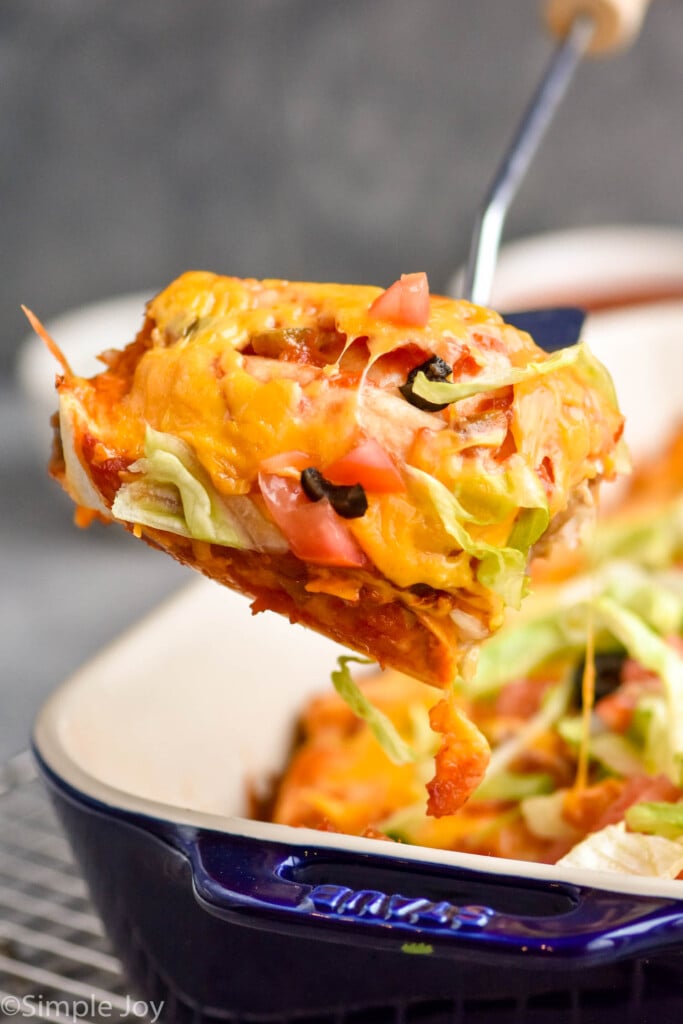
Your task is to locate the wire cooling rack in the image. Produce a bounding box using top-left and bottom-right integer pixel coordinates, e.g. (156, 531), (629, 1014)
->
(0, 752), (154, 1024)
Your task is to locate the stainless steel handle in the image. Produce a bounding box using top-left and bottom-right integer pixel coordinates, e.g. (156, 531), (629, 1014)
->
(462, 0), (653, 306)
(462, 15), (593, 305)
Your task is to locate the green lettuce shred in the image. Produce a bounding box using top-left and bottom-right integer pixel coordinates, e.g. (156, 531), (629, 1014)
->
(631, 695), (670, 777)
(626, 801), (683, 840)
(599, 563), (683, 636)
(330, 656), (415, 766)
(474, 770), (554, 802)
(471, 611), (585, 697)
(470, 563), (683, 698)
(406, 466), (545, 608)
(507, 507), (550, 553)
(112, 425), (251, 547)
(587, 732), (644, 778)
(410, 342), (609, 408)
(447, 459), (549, 530)
(556, 716), (644, 777)
(593, 596), (683, 785)
(592, 497), (683, 570)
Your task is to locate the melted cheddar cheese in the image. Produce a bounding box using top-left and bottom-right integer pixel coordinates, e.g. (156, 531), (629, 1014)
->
(59, 272), (625, 599)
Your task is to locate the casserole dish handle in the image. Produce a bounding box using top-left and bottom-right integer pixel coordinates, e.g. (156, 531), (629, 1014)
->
(184, 830), (683, 963)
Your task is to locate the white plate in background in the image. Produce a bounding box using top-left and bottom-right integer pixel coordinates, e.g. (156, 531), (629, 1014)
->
(585, 301), (683, 463)
(450, 225), (683, 312)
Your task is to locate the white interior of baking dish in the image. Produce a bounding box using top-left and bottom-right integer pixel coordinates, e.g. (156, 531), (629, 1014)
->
(34, 298), (683, 900)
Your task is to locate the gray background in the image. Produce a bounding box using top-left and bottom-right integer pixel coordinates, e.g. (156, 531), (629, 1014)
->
(2, 0), (682, 760)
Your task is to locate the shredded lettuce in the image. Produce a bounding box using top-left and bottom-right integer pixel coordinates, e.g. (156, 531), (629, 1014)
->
(112, 425), (286, 550)
(475, 551), (529, 609)
(626, 801), (683, 839)
(593, 597), (683, 785)
(556, 717), (643, 777)
(556, 715), (588, 748)
(475, 770), (553, 802)
(588, 733), (645, 778)
(112, 478), (190, 536)
(470, 581), (683, 803)
(471, 610), (586, 697)
(330, 656), (415, 766)
(446, 457), (549, 530)
(599, 563), (683, 636)
(405, 466), (535, 607)
(507, 507), (550, 553)
(469, 563), (683, 698)
(377, 802), (428, 843)
(557, 821), (683, 877)
(592, 497), (683, 570)
(113, 425), (250, 545)
(631, 695), (670, 777)
(409, 342), (607, 408)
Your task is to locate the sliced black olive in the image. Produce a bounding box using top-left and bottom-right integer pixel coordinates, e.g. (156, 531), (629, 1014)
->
(300, 467), (328, 503)
(399, 355), (453, 412)
(301, 467), (368, 519)
(329, 483), (368, 519)
(571, 649), (627, 709)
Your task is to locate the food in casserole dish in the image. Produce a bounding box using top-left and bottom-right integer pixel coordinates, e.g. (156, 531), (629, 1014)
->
(31, 270), (625, 812)
(270, 426), (683, 877)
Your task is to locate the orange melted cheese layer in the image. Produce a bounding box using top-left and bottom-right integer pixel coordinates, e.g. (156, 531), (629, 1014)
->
(65, 272), (625, 596)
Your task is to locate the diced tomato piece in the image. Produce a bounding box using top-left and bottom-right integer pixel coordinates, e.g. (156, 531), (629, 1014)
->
(258, 473), (367, 567)
(495, 676), (547, 719)
(595, 677), (663, 733)
(621, 658), (659, 686)
(369, 273), (430, 328)
(563, 775), (682, 839)
(325, 440), (405, 493)
(594, 690), (635, 733)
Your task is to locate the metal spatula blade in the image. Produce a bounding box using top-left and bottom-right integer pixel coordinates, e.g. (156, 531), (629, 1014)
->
(503, 307), (587, 352)
(460, 0), (652, 352)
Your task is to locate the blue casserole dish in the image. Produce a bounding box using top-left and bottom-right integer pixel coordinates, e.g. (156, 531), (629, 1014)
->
(32, 308), (683, 1021)
(33, 577), (683, 1023)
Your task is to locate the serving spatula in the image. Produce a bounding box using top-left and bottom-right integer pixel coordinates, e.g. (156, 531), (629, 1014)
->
(460, 0), (653, 351)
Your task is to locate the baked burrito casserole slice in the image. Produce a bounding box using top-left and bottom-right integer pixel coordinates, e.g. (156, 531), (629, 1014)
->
(43, 271), (626, 693)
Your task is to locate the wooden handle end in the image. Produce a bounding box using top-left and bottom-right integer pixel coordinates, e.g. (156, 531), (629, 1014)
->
(543, 0), (652, 54)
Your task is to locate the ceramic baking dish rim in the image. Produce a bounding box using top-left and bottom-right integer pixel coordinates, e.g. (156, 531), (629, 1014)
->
(32, 667), (683, 905)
